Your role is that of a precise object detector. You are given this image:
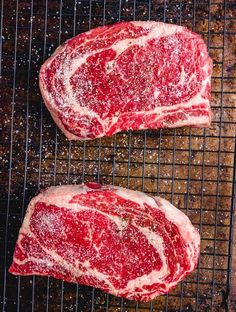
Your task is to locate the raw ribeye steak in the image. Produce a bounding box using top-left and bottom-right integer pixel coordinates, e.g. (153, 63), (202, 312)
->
(39, 21), (212, 140)
(9, 183), (200, 301)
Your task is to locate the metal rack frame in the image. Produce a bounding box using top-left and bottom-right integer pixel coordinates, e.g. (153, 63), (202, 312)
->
(1, 0), (236, 311)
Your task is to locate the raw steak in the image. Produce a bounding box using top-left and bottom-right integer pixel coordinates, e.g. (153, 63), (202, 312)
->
(9, 183), (200, 302)
(39, 21), (212, 140)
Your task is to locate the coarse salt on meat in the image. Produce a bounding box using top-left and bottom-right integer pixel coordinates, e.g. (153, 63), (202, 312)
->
(9, 183), (200, 302)
(39, 21), (213, 140)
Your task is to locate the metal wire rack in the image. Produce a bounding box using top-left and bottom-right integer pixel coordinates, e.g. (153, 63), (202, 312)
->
(1, 0), (236, 311)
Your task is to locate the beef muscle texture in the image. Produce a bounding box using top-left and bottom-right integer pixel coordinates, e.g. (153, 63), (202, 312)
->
(9, 183), (200, 302)
(39, 21), (213, 140)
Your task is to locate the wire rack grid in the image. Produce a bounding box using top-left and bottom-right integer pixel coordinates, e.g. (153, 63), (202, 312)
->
(0, 0), (236, 311)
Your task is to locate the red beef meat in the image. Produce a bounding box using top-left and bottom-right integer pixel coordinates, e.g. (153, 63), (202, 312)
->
(39, 21), (213, 140)
(9, 183), (200, 301)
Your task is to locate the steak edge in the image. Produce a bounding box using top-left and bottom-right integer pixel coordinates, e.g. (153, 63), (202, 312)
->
(9, 183), (200, 302)
(39, 21), (213, 140)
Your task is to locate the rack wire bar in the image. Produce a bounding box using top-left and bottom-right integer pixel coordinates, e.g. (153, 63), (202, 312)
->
(1, 0), (236, 311)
